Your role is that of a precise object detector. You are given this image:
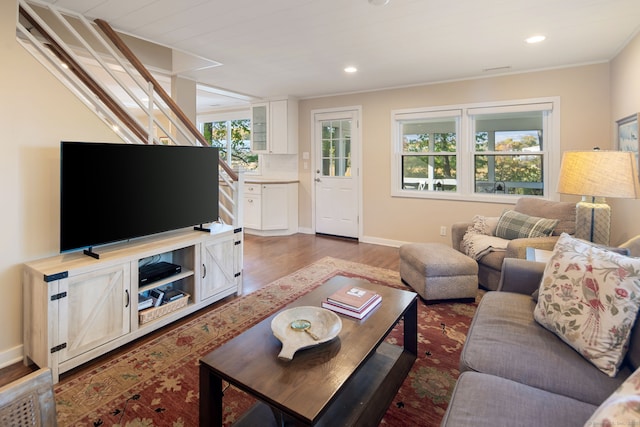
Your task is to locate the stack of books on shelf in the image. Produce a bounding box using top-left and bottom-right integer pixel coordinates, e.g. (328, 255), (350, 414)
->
(322, 286), (382, 319)
(139, 288), (186, 312)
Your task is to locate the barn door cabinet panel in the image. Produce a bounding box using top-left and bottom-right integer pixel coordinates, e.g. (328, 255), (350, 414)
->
(200, 236), (237, 301)
(23, 226), (242, 382)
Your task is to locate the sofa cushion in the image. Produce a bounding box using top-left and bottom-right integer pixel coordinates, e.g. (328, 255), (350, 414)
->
(584, 366), (640, 426)
(460, 291), (631, 405)
(514, 197), (576, 236)
(534, 233), (640, 377)
(478, 250), (505, 271)
(441, 371), (597, 427)
(495, 210), (559, 240)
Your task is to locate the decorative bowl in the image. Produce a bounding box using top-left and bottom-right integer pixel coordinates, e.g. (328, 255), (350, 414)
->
(271, 306), (342, 361)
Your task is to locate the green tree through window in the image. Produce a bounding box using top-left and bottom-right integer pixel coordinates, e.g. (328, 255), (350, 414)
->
(202, 119), (258, 171)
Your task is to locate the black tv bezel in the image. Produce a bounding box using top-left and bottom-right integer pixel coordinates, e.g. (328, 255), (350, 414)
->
(60, 141), (219, 255)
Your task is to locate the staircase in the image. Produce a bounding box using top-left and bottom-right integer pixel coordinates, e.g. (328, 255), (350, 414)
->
(15, 0), (243, 227)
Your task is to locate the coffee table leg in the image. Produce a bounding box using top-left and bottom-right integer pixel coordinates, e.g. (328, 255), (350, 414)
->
(404, 297), (418, 355)
(199, 364), (223, 427)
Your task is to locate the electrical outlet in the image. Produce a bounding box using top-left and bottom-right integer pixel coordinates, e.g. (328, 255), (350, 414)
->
(440, 226), (447, 236)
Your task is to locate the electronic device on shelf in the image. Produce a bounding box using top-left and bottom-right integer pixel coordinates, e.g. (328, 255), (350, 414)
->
(139, 261), (182, 285)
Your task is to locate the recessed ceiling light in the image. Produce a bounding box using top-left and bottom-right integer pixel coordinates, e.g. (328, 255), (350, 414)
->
(368, 0), (390, 5)
(525, 35), (546, 44)
(344, 66), (358, 73)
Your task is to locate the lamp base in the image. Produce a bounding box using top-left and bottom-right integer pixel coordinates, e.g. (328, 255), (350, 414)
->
(574, 197), (610, 245)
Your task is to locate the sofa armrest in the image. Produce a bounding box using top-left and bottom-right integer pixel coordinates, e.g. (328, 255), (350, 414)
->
(496, 258), (546, 294)
(451, 222), (472, 252)
(505, 236), (559, 259)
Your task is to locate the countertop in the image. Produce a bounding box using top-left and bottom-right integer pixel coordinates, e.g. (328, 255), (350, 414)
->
(244, 178), (299, 184)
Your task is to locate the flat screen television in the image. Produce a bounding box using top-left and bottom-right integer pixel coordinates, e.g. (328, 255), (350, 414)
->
(60, 141), (219, 255)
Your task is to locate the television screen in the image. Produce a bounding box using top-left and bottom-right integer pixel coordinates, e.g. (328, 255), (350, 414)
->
(60, 141), (219, 253)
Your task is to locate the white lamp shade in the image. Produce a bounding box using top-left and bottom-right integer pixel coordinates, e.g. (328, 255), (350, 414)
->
(557, 150), (640, 199)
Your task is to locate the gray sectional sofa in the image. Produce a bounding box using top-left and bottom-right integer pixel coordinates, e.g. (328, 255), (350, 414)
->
(441, 257), (640, 427)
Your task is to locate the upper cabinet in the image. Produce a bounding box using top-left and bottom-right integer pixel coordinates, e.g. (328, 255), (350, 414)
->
(251, 98), (298, 154)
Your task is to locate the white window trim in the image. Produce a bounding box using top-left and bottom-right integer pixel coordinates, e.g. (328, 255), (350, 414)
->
(391, 96), (561, 203)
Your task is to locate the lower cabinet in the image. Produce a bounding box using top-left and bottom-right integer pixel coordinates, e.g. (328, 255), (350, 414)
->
(58, 263), (131, 363)
(23, 226), (243, 382)
(243, 182), (298, 235)
(201, 235), (238, 301)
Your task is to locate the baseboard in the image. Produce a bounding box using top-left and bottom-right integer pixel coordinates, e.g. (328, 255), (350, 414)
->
(0, 344), (24, 369)
(297, 230), (410, 248)
(359, 235), (407, 248)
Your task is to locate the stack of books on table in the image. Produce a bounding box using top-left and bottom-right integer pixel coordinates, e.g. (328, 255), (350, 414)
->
(322, 285), (382, 319)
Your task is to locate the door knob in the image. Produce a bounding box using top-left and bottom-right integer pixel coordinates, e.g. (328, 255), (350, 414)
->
(315, 178), (321, 182)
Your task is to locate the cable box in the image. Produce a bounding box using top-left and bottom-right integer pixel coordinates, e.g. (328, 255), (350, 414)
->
(139, 261), (181, 285)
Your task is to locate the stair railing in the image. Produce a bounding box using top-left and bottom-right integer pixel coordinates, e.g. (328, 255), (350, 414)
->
(16, 0), (242, 227)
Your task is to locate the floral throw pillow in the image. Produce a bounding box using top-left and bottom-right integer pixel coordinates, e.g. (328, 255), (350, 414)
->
(533, 233), (640, 377)
(584, 366), (640, 426)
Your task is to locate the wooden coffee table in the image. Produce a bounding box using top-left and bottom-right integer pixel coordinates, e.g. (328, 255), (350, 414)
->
(199, 275), (418, 426)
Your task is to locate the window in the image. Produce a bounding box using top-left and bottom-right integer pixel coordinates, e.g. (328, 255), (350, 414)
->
(392, 98), (558, 201)
(473, 112), (545, 195)
(398, 113), (459, 191)
(198, 113), (259, 172)
(322, 119), (352, 177)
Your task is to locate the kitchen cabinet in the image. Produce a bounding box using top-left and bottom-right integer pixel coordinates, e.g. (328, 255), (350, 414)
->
(251, 98), (298, 154)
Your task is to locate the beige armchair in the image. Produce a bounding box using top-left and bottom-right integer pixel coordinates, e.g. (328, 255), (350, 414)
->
(451, 198), (576, 290)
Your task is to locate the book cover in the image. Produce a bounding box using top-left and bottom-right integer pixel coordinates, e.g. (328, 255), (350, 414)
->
(322, 295), (382, 319)
(327, 286), (378, 310)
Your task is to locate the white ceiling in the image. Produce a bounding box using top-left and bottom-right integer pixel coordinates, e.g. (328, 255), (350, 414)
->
(35, 0), (640, 113)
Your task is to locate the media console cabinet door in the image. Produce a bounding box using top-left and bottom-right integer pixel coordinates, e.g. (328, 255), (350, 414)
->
(200, 237), (236, 301)
(57, 263), (131, 362)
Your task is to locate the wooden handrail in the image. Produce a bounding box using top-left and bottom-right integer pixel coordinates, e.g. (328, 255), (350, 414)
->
(94, 18), (239, 181)
(19, 7), (150, 144)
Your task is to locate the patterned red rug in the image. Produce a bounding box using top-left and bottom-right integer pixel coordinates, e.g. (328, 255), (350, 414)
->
(54, 257), (480, 426)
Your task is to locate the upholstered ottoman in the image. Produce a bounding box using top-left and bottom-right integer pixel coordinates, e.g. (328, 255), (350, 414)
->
(399, 243), (478, 301)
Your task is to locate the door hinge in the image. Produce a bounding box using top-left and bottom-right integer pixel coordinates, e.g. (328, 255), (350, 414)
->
(234, 272), (241, 278)
(234, 240), (242, 246)
(50, 343), (67, 353)
(234, 227), (243, 234)
(51, 291), (67, 301)
(44, 271), (68, 282)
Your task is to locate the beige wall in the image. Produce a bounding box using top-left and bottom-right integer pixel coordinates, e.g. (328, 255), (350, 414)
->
(1, 1), (120, 365)
(610, 32), (640, 245)
(298, 64), (611, 245)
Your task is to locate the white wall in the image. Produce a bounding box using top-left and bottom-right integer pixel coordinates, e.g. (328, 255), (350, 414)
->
(1, 1), (120, 366)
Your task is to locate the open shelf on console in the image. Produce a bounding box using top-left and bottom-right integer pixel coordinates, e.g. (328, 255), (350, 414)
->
(138, 269), (194, 294)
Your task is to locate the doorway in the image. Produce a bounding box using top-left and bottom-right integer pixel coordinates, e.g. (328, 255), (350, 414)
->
(313, 108), (361, 239)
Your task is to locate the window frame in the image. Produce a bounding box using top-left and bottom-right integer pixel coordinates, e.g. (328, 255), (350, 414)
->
(391, 97), (561, 203)
(197, 109), (260, 174)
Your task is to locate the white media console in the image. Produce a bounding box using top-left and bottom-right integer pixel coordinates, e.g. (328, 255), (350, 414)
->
(23, 225), (242, 382)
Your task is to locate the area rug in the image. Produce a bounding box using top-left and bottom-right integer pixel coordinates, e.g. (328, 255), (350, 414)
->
(54, 256), (480, 426)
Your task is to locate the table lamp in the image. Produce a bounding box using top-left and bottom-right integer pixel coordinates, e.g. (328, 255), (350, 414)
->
(557, 149), (640, 245)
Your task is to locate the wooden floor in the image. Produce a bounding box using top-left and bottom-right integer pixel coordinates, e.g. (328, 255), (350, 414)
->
(0, 233), (400, 387)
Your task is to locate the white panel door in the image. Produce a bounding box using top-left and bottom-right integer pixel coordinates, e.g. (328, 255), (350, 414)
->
(314, 110), (359, 238)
